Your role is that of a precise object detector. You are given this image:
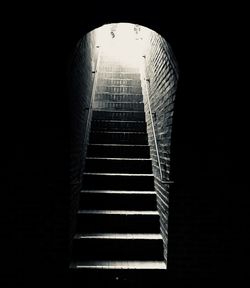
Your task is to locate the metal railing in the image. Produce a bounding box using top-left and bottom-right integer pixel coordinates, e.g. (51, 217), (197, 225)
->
(142, 57), (175, 185)
(78, 45), (102, 182)
(83, 45), (102, 146)
(141, 57), (163, 180)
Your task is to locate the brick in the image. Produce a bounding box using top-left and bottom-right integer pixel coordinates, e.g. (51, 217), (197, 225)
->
(142, 31), (178, 263)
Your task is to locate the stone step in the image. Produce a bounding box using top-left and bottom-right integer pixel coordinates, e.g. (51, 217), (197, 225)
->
(82, 173), (154, 191)
(72, 233), (164, 261)
(85, 157), (152, 173)
(97, 85), (142, 94)
(79, 190), (157, 210)
(87, 144), (150, 158)
(91, 120), (146, 132)
(93, 102), (144, 111)
(70, 260), (166, 270)
(76, 210), (160, 233)
(89, 131), (148, 145)
(97, 79), (141, 87)
(98, 71), (141, 80)
(92, 110), (145, 121)
(95, 93), (143, 103)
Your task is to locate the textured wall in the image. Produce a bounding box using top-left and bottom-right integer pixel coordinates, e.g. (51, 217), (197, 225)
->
(69, 31), (99, 254)
(141, 30), (178, 265)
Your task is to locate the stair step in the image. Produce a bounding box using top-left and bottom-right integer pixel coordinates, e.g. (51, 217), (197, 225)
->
(70, 260), (166, 270)
(76, 210), (160, 233)
(91, 120), (146, 132)
(74, 233), (162, 239)
(72, 233), (164, 261)
(85, 157), (152, 173)
(95, 93), (143, 103)
(98, 71), (141, 80)
(79, 190), (156, 210)
(82, 173), (154, 191)
(93, 102), (144, 111)
(87, 144), (150, 158)
(89, 131), (148, 144)
(81, 190), (156, 194)
(92, 110), (145, 121)
(78, 210), (158, 215)
(97, 79), (141, 87)
(96, 86), (142, 94)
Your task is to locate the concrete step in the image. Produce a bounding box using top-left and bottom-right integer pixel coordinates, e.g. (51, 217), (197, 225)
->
(82, 173), (154, 191)
(91, 120), (146, 132)
(92, 110), (145, 121)
(95, 93), (143, 103)
(72, 233), (164, 261)
(76, 210), (160, 233)
(79, 190), (157, 210)
(89, 131), (148, 145)
(87, 144), (150, 158)
(70, 260), (166, 270)
(69, 261), (166, 287)
(85, 157), (152, 174)
(98, 71), (141, 80)
(96, 86), (142, 94)
(97, 79), (141, 87)
(93, 102), (144, 111)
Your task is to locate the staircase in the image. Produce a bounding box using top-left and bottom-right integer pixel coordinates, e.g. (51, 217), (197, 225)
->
(70, 61), (166, 286)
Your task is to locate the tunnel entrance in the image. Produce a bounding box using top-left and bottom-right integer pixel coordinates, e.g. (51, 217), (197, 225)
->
(69, 23), (178, 283)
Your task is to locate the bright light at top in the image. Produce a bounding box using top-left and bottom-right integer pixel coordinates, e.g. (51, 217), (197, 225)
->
(95, 23), (150, 68)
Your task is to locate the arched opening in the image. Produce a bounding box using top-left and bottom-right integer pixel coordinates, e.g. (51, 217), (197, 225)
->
(69, 22), (178, 283)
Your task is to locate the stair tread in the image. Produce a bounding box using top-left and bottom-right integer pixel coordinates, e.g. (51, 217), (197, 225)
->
(81, 190), (155, 194)
(78, 210), (158, 215)
(86, 157), (151, 161)
(94, 102), (143, 104)
(93, 110), (144, 113)
(88, 144), (149, 147)
(83, 173), (153, 176)
(74, 233), (162, 240)
(70, 260), (166, 270)
(91, 131), (147, 134)
(92, 121), (144, 123)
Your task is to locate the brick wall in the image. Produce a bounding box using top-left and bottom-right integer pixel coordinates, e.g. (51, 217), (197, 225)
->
(141, 29), (179, 265)
(69, 30), (99, 255)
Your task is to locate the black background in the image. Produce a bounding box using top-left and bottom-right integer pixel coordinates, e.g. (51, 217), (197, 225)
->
(5, 2), (237, 286)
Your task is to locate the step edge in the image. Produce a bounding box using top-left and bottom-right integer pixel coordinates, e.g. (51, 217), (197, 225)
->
(86, 157), (152, 161)
(83, 173), (154, 176)
(77, 210), (159, 215)
(92, 120), (145, 123)
(93, 102), (144, 104)
(74, 233), (162, 240)
(88, 144), (149, 147)
(93, 110), (145, 113)
(70, 261), (166, 270)
(90, 131), (147, 134)
(80, 190), (156, 194)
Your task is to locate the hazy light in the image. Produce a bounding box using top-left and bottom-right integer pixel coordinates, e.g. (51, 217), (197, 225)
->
(95, 23), (150, 68)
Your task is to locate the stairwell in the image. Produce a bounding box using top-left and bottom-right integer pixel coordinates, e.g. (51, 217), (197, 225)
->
(70, 56), (166, 285)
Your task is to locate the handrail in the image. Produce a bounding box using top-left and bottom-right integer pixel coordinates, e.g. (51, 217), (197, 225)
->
(83, 45), (102, 146)
(79, 45), (102, 182)
(141, 58), (163, 180)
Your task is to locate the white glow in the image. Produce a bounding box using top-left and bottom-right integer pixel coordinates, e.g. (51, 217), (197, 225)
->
(95, 23), (150, 68)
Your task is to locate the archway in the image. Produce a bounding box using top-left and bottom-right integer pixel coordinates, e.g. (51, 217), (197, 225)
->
(69, 22), (178, 283)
